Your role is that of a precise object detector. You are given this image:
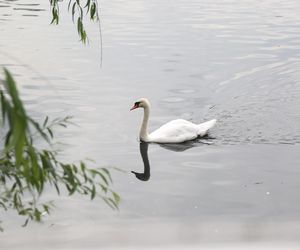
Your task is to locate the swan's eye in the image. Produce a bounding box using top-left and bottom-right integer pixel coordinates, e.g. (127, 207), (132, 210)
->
(135, 102), (141, 107)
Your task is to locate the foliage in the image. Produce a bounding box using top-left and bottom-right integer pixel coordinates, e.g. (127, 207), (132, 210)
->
(49, 0), (100, 44)
(0, 69), (119, 231)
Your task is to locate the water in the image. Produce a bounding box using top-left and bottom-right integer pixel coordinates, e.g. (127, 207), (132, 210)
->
(1, 0), (300, 248)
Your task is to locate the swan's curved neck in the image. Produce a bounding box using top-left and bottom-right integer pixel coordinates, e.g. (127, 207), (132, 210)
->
(140, 106), (150, 142)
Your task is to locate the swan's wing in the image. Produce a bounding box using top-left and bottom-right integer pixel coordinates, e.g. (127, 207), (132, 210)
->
(149, 119), (199, 143)
(197, 119), (217, 136)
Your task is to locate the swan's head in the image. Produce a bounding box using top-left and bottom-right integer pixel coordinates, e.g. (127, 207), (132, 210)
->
(130, 98), (150, 111)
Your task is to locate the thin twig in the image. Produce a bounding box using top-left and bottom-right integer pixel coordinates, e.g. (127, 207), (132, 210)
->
(95, 0), (103, 67)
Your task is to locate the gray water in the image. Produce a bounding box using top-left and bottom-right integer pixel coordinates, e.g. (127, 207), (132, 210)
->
(1, 0), (300, 248)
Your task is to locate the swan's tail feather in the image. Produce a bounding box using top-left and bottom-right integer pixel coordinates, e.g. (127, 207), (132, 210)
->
(197, 119), (217, 137)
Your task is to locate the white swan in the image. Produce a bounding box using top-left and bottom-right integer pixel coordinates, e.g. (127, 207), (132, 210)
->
(130, 98), (217, 143)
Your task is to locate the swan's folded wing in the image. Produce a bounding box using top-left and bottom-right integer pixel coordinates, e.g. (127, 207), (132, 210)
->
(149, 119), (199, 143)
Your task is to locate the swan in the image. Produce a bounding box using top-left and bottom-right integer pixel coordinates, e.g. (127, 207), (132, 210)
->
(130, 98), (217, 143)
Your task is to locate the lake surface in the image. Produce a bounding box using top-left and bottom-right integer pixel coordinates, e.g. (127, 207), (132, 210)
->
(1, 0), (300, 248)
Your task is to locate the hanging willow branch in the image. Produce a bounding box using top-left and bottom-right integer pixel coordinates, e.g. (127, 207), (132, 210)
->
(49, 0), (100, 44)
(0, 69), (119, 231)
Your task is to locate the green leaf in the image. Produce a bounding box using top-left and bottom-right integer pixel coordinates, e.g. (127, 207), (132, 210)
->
(47, 128), (53, 139)
(68, 0), (72, 11)
(43, 116), (49, 127)
(112, 192), (120, 205)
(90, 2), (96, 20)
(101, 168), (113, 183)
(72, 2), (76, 22)
(91, 184), (96, 200)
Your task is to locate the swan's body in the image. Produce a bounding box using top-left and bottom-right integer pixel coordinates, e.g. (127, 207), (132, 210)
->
(148, 118), (216, 143)
(131, 98), (216, 143)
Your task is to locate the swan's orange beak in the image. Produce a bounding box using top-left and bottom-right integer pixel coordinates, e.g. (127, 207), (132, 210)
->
(130, 104), (139, 111)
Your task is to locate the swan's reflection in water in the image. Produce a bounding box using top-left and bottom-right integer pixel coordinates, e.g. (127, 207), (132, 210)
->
(131, 142), (150, 181)
(132, 136), (215, 181)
